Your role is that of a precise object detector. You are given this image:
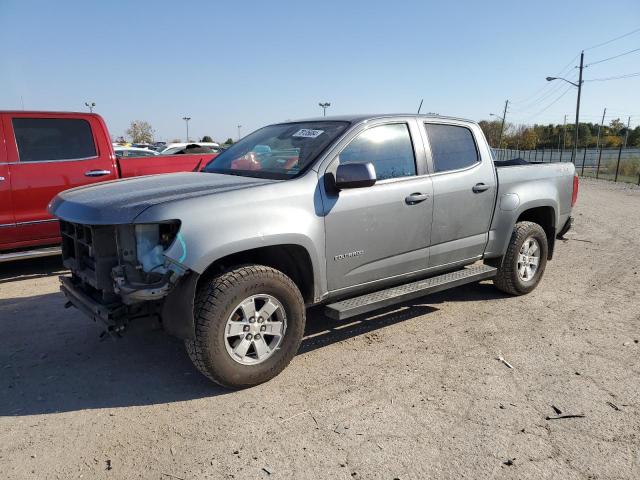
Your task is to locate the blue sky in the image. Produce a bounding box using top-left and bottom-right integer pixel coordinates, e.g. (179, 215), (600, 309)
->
(1, 0), (639, 141)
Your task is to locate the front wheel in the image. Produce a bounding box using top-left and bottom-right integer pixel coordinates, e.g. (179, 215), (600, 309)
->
(185, 265), (306, 388)
(493, 221), (548, 295)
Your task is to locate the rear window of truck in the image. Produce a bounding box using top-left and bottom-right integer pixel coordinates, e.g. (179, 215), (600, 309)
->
(424, 123), (479, 173)
(12, 118), (97, 162)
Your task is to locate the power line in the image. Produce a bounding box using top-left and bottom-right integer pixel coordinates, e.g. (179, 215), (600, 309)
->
(584, 71), (640, 81)
(509, 74), (579, 113)
(520, 84), (574, 122)
(584, 26), (640, 51)
(510, 54), (579, 104)
(585, 47), (640, 67)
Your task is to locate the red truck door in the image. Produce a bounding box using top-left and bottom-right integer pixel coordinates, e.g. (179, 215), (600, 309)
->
(0, 116), (18, 248)
(3, 113), (118, 243)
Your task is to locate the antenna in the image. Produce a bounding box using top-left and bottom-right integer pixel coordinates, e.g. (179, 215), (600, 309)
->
(417, 99), (424, 114)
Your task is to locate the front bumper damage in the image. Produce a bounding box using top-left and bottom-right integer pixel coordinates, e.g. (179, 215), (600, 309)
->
(58, 220), (198, 339)
(59, 272), (199, 339)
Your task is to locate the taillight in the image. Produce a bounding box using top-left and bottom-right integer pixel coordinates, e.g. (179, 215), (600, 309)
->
(571, 174), (579, 207)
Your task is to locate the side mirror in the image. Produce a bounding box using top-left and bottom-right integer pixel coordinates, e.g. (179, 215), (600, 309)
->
(334, 162), (377, 189)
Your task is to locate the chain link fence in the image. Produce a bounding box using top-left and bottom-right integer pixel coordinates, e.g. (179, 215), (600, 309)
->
(492, 146), (640, 185)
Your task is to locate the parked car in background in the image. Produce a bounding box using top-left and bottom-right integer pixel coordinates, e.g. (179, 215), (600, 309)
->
(0, 111), (217, 261)
(151, 141), (167, 152)
(52, 113), (578, 388)
(114, 146), (160, 158)
(161, 142), (221, 155)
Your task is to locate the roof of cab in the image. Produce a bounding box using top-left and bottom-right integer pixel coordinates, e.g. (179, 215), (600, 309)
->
(0, 110), (100, 115)
(276, 113), (478, 126)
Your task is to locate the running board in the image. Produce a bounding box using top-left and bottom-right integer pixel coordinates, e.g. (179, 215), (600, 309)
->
(0, 246), (61, 263)
(324, 265), (497, 320)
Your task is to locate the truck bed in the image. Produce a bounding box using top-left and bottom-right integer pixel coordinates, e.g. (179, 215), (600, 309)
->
(117, 153), (216, 177)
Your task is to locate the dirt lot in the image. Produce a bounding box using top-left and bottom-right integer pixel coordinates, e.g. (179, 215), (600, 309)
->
(1, 178), (639, 480)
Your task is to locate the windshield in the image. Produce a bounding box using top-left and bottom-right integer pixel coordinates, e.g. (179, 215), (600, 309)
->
(203, 121), (349, 179)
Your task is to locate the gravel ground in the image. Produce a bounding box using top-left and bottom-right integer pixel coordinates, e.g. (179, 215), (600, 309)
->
(1, 178), (639, 480)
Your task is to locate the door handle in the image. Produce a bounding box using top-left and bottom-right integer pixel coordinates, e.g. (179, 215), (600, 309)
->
(405, 193), (429, 205)
(85, 169), (111, 177)
(472, 183), (490, 193)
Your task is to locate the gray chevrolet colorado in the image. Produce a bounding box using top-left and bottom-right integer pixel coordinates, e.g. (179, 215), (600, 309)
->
(50, 114), (578, 388)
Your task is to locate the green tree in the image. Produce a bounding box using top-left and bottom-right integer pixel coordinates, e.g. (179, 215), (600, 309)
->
(478, 120), (503, 147)
(224, 138), (234, 145)
(201, 135), (214, 142)
(608, 118), (624, 135)
(126, 120), (154, 143)
(627, 126), (640, 147)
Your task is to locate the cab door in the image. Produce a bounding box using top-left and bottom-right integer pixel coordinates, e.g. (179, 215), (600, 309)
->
(421, 121), (497, 267)
(322, 119), (434, 293)
(4, 113), (117, 242)
(0, 116), (17, 248)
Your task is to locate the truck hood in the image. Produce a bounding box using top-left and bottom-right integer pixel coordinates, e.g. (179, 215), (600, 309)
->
(49, 172), (277, 224)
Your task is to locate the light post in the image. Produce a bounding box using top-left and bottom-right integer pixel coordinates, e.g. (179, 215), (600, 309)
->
(546, 50), (584, 163)
(182, 116), (191, 142)
(84, 102), (96, 113)
(237, 124), (242, 141)
(318, 102), (331, 116)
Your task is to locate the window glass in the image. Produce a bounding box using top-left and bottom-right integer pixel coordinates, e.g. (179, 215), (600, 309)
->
(204, 121), (349, 180)
(339, 123), (416, 180)
(424, 124), (479, 173)
(13, 118), (97, 162)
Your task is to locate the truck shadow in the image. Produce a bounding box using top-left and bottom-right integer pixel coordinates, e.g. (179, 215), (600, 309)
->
(0, 256), (66, 284)
(0, 281), (507, 417)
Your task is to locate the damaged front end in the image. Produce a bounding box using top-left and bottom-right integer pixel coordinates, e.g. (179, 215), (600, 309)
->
(59, 220), (197, 338)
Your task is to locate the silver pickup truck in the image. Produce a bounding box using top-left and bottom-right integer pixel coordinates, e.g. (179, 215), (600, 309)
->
(51, 114), (578, 388)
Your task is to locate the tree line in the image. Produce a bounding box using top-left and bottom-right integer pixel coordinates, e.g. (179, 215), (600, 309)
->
(479, 118), (640, 150)
(124, 120), (233, 145)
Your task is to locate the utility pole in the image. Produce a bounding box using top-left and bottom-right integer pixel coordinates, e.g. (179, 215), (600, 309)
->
(595, 108), (606, 150)
(571, 51), (584, 163)
(498, 99), (509, 149)
(182, 116), (191, 142)
(237, 124), (242, 141)
(84, 102), (96, 113)
(623, 116), (631, 148)
(595, 107), (606, 179)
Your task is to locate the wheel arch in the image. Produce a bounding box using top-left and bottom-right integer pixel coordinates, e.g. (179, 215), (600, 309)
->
(198, 244), (316, 305)
(516, 205), (556, 259)
(485, 200), (559, 267)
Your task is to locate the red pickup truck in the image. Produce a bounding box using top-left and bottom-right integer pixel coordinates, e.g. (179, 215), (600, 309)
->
(0, 111), (216, 261)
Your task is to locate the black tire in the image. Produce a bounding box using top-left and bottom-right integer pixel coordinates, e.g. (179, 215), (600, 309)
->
(493, 221), (548, 295)
(185, 265), (305, 388)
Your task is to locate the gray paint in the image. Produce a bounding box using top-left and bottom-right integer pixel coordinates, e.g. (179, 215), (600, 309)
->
(50, 114), (576, 305)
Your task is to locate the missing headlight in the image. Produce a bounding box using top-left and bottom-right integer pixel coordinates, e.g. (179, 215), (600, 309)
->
(134, 221), (181, 274)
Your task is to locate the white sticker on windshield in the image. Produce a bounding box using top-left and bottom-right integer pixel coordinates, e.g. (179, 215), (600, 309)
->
(292, 128), (324, 138)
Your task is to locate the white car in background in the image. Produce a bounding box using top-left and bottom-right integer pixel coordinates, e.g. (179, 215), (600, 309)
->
(160, 142), (221, 155)
(113, 146), (160, 158)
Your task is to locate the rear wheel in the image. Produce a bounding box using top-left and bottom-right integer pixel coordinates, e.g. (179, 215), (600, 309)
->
(494, 221), (548, 295)
(185, 265), (305, 388)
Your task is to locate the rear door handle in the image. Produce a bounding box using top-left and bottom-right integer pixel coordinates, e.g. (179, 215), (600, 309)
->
(85, 169), (111, 177)
(405, 193), (430, 205)
(472, 183), (490, 193)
